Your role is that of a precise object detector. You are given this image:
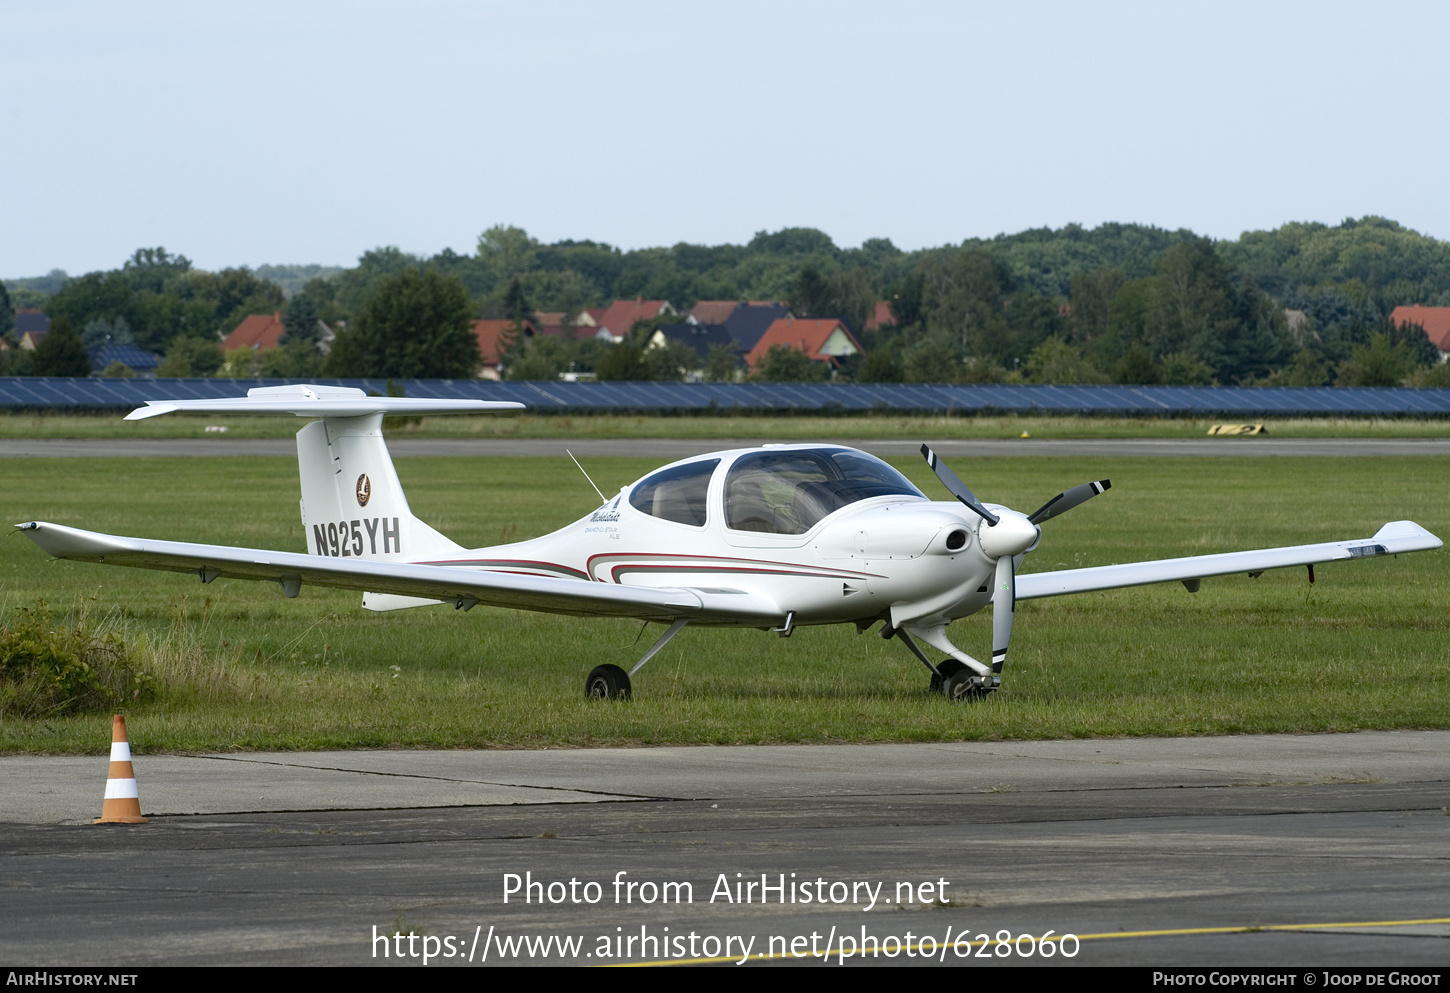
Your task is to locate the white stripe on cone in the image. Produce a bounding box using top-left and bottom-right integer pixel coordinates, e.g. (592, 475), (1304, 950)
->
(109, 741), (131, 762)
(104, 778), (140, 799)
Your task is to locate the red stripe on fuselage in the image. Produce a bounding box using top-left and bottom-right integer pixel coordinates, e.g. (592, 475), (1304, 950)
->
(420, 558), (590, 580)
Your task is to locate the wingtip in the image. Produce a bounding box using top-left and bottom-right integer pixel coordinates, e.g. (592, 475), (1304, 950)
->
(124, 403), (175, 420)
(1372, 520), (1442, 551)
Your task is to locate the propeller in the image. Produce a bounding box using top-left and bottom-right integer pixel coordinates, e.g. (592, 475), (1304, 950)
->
(919, 445), (1113, 674)
(920, 445), (999, 525)
(991, 554), (1014, 674)
(1027, 479), (1111, 525)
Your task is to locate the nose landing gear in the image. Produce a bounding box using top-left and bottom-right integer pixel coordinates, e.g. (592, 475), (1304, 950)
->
(927, 659), (999, 699)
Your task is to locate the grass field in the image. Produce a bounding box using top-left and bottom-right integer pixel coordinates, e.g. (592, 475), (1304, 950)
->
(5, 411), (1450, 440)
(1, 452), (1446, 753)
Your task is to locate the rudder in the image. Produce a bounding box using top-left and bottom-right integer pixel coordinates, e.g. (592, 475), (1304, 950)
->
(297, 413), (462, 562)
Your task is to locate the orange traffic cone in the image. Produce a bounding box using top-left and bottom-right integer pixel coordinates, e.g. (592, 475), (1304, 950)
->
(95, 715), (147, 824)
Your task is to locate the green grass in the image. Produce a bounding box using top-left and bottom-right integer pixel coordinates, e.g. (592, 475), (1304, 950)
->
(5, 411), (1450, 440)
(1, 454), (1446, 753)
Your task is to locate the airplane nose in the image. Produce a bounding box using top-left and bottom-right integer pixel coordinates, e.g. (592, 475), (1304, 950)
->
(978, 511), (1038, 559)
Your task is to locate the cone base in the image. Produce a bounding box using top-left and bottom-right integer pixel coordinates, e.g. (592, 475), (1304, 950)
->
(94, 815), (149, 824)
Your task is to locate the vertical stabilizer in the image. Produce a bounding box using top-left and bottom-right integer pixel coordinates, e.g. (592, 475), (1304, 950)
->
(297, 414), (462, 562)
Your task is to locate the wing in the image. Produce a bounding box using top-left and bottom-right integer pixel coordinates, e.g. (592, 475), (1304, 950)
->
(1015, 521), (1441, 600)
(16, 522), (781, 625)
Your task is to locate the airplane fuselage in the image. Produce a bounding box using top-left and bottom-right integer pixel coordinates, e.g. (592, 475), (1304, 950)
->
(415, 445), (1006, 630)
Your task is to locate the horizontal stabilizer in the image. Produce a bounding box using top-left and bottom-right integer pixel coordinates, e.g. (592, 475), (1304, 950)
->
(1015, 520), (1441, 600)
(125, 385), (524, 420)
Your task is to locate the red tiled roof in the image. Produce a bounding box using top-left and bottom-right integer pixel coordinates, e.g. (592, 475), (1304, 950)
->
(745, 318), (864, 369)
(1392, 306), (1450, 351)
(595, 298), (671, 338)
(471, 319), (534, 365)
(863, 300), (894, 332)
(688, 301), (740, 325)
(222, 312), (285, 351)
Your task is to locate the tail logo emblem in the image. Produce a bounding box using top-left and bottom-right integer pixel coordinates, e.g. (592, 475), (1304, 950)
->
(356, 474), (371, 507)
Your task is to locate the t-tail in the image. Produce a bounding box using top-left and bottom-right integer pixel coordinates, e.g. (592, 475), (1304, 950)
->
(125, 384), (524, 573)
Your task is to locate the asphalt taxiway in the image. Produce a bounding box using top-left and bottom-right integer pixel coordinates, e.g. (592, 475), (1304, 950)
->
(3, 732), (1448, 966)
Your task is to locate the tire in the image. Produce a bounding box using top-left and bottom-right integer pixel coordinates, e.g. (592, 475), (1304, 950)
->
(929, 658), (967, 694)
(942, 669), (993, 703)
(585, 664), (632, 701)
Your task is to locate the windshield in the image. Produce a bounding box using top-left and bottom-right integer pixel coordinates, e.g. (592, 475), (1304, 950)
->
(725, 449), (925, 535)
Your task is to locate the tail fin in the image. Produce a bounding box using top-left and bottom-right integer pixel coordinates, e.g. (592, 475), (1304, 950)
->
(298, 413), (460, 562)
(123, 384), (524, 566)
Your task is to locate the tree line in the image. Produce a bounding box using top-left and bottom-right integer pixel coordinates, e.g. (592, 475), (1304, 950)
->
(5, 217), (1449, 386)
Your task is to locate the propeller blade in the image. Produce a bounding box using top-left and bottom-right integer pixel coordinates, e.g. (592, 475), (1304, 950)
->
(1026, 479), (1111, 525)
(920, 445), (1000, 525)
(991, 554), (1015, 674)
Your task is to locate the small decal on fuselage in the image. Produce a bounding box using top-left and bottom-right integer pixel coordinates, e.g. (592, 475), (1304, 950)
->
(356, 474), (371, 507)
(314, 517), (399, 557)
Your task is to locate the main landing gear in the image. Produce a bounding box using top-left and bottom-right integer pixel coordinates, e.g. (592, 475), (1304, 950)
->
(584, 618), (690, 701)
(586, 664), (631, 700)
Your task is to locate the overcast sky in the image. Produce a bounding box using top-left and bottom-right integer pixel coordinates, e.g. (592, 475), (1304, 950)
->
(4, 0), (1447, 277)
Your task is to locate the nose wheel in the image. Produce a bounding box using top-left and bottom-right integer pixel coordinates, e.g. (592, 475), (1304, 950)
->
(929, 659), (999, 701)
(928, 659), (965, 693)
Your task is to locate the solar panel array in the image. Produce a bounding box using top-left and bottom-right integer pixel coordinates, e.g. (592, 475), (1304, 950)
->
(3, 377), (1450, 416)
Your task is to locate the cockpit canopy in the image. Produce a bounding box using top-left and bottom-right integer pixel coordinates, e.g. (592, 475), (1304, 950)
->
(626, 446), (922, 530)
(627, 459), (719, 527)
(725, 449), (925, 534)
(627, 448), (925, 533)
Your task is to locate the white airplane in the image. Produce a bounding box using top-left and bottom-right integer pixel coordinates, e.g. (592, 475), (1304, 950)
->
(15, 385), (1443, 701)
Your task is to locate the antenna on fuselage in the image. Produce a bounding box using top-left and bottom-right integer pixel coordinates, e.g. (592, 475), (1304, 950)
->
(566, 449), (607, 503)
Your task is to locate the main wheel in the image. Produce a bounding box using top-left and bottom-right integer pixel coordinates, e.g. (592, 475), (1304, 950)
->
(929, 659), (967, 694)
(585, 664), (632, 701)
(942, 669), (996, 703)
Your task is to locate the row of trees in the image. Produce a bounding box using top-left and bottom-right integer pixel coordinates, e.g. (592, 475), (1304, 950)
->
(6, 218), (1450, 385)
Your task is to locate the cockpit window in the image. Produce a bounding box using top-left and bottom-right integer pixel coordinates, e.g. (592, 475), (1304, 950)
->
(725, 449), (925, 535)
(628, 459), (719, 527)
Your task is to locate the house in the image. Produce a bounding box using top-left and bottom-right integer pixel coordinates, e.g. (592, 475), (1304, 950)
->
(718, 302), (791, 354)
(88, 343), (161, 378)
(1391, 306), (1450, 361)
(530, 322), (621, 344)
(646, 323), (742, 378)
(685, 301), (743, 326)
(471, 319), (536, 380)
(222, 312), (336, 354)
(592, 298), (675, 342)
(15, 309), (51, 349)
(863, 300), (896, 332)
(223, 312), (286, 352)
(655, 304), (799, 370)
(745, 318), (864, 371)
(573, 307), (605, 327)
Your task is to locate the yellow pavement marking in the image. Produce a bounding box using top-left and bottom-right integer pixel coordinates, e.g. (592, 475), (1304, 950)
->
(611, 916), (1450, 967)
